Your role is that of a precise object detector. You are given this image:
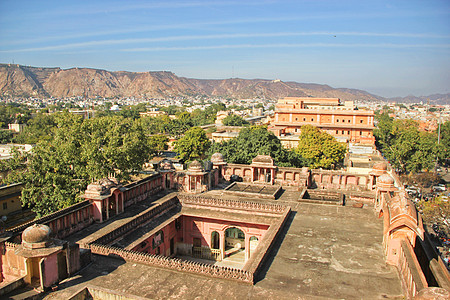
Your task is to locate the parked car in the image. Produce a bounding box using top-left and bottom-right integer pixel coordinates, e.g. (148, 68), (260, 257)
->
(433, 184), (447, 192)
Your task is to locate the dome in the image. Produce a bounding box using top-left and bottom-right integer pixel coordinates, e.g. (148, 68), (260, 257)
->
(160, 159), (175, 170)
(211, 153), (225, 164)
(22, 224), (52, 249)
(378, 173), (394, 185)
(373, 162), (388, 171)
(188, 160), (204, 172)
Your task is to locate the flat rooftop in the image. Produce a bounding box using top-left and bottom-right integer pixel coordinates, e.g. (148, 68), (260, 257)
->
(45, 190), (403, 299)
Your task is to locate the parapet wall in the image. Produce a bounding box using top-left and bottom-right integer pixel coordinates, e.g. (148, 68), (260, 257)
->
(89, 243), (254, 284)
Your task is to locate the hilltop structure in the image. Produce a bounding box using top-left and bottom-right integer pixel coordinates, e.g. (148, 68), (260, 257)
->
(0, 154), (448, 299)
(269, 97), (376, 147)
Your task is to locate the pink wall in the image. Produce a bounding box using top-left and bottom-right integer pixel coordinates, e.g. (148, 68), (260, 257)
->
(43, 253), (58, 288)
(182, 215), (269, 247)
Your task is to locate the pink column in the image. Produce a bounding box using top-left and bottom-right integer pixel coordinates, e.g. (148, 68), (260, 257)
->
(115, 194), (119, 215)
(244, 234), (250, 261)
(219, 231), (225, 261)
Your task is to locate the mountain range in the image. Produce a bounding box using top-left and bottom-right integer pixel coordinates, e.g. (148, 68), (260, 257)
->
(0, 63), (448, 104)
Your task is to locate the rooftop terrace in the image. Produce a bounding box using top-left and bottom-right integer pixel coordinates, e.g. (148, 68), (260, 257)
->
(45, 189), (403, 299)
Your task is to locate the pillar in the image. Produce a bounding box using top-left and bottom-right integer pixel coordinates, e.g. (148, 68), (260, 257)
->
(220, 231), (225, 261)
(245, 234), (250, 261)
(106, 199), (109, 220)
(115, 194), (119, 215)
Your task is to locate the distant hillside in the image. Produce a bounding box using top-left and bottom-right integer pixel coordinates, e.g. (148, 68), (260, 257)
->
(0, 63), (441, 103)
(389, 93), (450, 105)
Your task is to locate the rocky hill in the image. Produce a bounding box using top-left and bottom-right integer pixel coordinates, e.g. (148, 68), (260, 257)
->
(0, 63), (434, 102)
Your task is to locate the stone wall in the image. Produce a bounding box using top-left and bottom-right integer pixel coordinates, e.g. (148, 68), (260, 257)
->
(311, 169), (369, 191)
(89, 196), (179, 247)
(89, 243), (254, 284)
(11, 200), (93, 240)
(398, 240), (428, 299)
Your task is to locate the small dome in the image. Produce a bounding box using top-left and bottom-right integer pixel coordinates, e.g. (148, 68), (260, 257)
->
(373, 162), (387, 171)
(211, 153), (225, 164)
(86, 182), (103, 193)
(378, 173), (394, 185)
(160, 159), (175, 170)
(188, 160), (204, 172)
(22, 224), (52, 249)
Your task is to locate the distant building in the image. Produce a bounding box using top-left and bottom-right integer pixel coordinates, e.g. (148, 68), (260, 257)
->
(269, 97), (375, 144)
(7, 123), (26, 133)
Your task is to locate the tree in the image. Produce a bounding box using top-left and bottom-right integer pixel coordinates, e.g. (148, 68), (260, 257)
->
(14, 113), (56, 144)
(10, 112), (152, 217)
(174, 127), (211, 162)
(419, 196), (450, 227)
(208, 125), (303, 167)
(222, 114), (249, 126)
(148, 134), (169, 155)
(375, 116), (442, 173)
(295, 125), (346, 169)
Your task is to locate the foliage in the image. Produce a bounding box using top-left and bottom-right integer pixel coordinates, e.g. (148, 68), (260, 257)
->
(7, 112), (152, 217)
(374, 113), (443, 173)
(0, 130), (13, 143)
(438, 121), (450, 160)
(148, 134), (169, 155)
(294, 125), (346, 169)
(174, 126), (211, 162)
(208, 125), (303, 167)
(419, 196), (450, 227)
(222, 114), (249, 126)
(0, 104), (31, 128)
(14, 113), (56, 144)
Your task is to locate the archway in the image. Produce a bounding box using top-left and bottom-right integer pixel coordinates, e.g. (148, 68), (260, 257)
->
(211, 231), (220, 249)
(224, 227), (245, 261)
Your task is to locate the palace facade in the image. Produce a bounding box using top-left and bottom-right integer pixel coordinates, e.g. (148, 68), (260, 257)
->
(269, 97), (376, 146)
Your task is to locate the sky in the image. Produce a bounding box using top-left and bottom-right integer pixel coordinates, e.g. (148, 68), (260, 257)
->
(0, 0), (449, 98)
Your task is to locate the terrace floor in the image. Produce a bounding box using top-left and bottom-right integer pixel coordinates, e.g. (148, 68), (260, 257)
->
(44, 189), (403, 299)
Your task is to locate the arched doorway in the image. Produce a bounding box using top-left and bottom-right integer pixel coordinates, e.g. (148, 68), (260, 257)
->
(224, 227), (245, 262)
(211, 231), (219, 249)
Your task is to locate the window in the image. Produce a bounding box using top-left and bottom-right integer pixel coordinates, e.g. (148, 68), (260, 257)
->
(336, 130), (338, 134)
(360, 120), (363, 123)
(342, 130), (344, 134)
(303, 118), (306, 121)
(336, 119), (339, 122)
(360, 131), (362, 135)
(348, 120), (351, 123)
(311, 118), (314, 121)
(348, 131), (350, 135)
(2, 202), (6, 210)
(295, 118), (298, 121)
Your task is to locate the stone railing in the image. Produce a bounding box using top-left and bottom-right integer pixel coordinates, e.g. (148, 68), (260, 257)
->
(10, 200), (92, 233)
(245, 207), (291, 277)
(4, 241), (19, 249)
(398, 239), (428, 299)
(89, 243), (253, 284)
(178, 195), (286, 214)
(90, 196), (179, 245)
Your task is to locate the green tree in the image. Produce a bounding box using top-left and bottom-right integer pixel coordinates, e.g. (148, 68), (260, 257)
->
(222, 114), (249, 126)
(174, 127), (211, 162)
(295, 125), (346, 169)
(208, 125), (303, 167)
(14, 113), (56, 144)
(375, 116), (441, 173)
(148, 134), (169, 155)
(10, 112), (152, 217)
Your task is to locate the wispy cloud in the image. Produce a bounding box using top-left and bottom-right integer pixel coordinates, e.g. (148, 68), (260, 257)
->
(2, 31), (449, 53)
(121, 43), (450, 52)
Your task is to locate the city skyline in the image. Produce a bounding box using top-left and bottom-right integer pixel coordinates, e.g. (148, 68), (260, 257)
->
(0, 0), (449, 98)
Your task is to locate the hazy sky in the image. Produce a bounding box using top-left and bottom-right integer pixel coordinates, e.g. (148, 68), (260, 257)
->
(0, 0), (449, 97)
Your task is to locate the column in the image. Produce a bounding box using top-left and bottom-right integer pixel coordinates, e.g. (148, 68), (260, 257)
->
(244, 234), (250, 261)
(115, 194), (119, 215)
(106, 199), (109, 220)
(220, 231), (225, 261)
